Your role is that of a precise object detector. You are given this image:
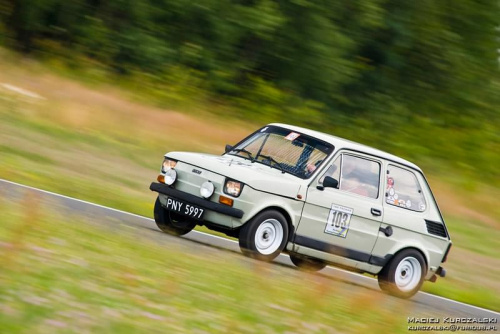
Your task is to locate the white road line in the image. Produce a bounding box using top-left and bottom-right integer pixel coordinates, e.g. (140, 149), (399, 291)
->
(1, 83), (46, 100)
(1, 178), (498, 316)
(419, 293), (499, 315)
(1, 179), (149, 220)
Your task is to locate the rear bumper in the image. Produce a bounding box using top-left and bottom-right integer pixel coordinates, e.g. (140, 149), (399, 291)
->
(436, 266), (446, 278)
(429, 266), (446, 283)
(150, 182), (244, 219)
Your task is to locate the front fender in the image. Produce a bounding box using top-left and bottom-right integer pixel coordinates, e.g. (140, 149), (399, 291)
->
(235, 186), (305, 229)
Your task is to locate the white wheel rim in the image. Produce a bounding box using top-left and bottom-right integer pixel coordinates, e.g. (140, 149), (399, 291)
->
(254, 219), (283, 255)
(395, 256), (422, 292)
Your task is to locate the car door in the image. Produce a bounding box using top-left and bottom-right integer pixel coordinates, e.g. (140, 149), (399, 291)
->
(294, 152), (384, 266)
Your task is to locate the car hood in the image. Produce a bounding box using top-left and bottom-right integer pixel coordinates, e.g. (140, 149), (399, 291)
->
(167, 152), (304, 198)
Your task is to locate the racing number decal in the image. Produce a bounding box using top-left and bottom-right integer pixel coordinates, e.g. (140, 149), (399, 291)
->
(324, 204), (353, 238)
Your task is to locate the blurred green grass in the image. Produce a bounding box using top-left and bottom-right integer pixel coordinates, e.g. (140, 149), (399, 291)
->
(0, 52), (499, 312)
(0, 197), (412, 333)
(423, 280), (500, 313)
(446, 218), (499, 258)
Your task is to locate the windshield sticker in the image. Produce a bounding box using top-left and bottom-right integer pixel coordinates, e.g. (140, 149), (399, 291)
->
(285, 132), (300, 141)
(324, 204), (353, 238)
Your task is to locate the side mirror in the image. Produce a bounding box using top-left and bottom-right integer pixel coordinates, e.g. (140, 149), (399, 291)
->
(225, 144), (233, 153)
(323, 176), (339, 189)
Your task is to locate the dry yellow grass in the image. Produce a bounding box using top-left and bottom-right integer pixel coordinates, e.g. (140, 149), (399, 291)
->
(0, 54), (250, 152)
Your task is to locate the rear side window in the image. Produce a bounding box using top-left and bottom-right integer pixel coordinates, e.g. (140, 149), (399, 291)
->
(386, 165), (426, 212)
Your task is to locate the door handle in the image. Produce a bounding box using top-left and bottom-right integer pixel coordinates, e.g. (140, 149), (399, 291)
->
(371, 208), (382, 216)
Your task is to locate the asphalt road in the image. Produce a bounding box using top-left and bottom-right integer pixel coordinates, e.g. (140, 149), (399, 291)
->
(1, 179), (498, 320)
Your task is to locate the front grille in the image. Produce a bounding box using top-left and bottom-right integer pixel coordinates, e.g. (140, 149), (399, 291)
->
(173, 162), (225, 197)
(425, 220), (447, 238)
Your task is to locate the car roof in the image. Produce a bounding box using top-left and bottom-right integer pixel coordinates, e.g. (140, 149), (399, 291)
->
(269, 123), (422, 172)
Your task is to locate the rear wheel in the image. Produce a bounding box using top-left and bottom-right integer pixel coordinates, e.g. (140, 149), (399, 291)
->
(378, 249), (426, 298)
(239, 210), (289, 261)
(154, 197), (196, 236)
(290, 254), (326, 272)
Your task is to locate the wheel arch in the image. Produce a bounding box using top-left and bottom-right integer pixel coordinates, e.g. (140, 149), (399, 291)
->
(386, 246), (429, 272)
(239, 205), (295, 241)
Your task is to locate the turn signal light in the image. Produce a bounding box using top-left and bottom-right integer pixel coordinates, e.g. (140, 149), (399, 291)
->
(219, 195), (233, 207)
(157, 174), (165, 183)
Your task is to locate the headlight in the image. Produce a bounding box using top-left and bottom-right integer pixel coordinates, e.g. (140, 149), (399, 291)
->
(200, 181), (215, 199)
(161, 158), (177, 173)
(164, 169), (177, 185)
(224, 179), (243, 197)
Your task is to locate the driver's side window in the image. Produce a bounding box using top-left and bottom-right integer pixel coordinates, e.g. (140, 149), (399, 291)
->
(319, 156), (341, 185)
(319, 154), (381, 199)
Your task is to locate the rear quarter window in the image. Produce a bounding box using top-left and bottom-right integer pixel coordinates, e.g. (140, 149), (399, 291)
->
(386, 165), (426, 212)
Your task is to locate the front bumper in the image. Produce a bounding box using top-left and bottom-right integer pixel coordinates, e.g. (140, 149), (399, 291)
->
(150, 182), (244, 219)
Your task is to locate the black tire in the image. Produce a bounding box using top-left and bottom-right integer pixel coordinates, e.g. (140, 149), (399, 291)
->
(378, 249), (427, 299)
(239, 210), (289, 262)
(289, 254), (326, 272)
(154, 197), (196, 236)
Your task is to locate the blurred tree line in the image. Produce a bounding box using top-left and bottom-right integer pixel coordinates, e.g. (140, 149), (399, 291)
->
(0, 0), (498, 185)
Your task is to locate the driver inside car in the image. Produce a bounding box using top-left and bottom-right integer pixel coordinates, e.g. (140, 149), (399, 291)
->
(305, 159), (323, 176)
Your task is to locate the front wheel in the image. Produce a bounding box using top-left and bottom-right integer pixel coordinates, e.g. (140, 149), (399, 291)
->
(378, 249), (427, 298)
(154, 197), (196, 236)
(290, 254), (326, 272)
(239, 210), (289, 262)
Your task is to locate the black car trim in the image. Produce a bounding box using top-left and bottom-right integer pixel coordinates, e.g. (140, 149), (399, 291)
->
(294, 235), (391, 267)
(150, 182), (244, 219)
(441, 242), (452, 263)
(424, 219), (448, 238)
(419, 173), (450, 240)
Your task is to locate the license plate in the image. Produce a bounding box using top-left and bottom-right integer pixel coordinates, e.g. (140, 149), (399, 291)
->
(165, 198), (204, 220)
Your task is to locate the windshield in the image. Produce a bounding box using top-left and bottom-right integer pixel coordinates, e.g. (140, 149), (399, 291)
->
(227, 126), (334, 179)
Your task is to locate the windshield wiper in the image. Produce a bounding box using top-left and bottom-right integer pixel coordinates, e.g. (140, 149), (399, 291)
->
(230, 148), (255, 161)
(258, 154), (285, 174)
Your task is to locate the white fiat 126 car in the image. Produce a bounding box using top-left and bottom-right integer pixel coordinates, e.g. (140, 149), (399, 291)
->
(150, 123), (451, 298)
